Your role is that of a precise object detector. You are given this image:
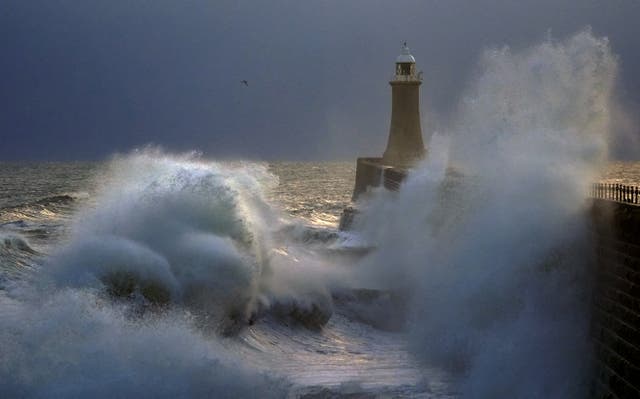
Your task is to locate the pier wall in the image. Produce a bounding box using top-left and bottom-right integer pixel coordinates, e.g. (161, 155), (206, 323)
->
(341, 158), (407, 230)
(590, 198), (640, 399)
(352, 157), (407, 200)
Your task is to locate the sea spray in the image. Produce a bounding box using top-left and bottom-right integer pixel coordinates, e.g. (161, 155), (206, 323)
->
(43, 151), (279, 329)
(46, 150), (341, 327)
(0, 288), (287, 398)
(353, 30), (616, 397)
(0, 150), (344, 397)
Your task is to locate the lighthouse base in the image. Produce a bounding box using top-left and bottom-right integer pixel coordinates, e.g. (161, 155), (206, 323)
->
(339, 158), (408, 230)
(352, 157), (407, 201)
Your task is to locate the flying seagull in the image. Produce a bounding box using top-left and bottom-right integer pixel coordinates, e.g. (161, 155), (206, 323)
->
(241, 80), (248, 87)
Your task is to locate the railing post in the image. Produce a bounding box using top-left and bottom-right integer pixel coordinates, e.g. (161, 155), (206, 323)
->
(626, 185), (630, 203)
(612, 183), (615, 200)
(618, 184), (624, 202)
(619, 184), (622, 201)
(621, 184), (624, 202)
(625, 185), (630, 202)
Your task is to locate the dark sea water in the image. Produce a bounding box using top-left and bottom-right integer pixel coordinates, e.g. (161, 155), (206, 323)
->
(598, 161), (640, 185)
(0, 159), (638, 398)
(0, 161), (355, 256)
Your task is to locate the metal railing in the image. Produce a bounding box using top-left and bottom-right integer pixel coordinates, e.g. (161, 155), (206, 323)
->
(591, 183), (640, 205)
(390, 74), (423, 82)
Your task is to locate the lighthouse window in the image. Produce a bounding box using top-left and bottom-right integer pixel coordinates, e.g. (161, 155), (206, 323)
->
(400, 63), (411, 75)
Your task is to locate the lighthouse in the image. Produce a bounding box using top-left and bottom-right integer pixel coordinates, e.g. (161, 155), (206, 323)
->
(382, 43), (426, 166)
(347, 43), (426, 204)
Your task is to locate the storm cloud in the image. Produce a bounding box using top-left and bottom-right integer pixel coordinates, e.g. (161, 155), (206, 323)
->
(1, 0), (638, 160)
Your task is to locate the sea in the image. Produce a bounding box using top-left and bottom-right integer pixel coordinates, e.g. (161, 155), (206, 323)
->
(0, 158), (449, 398)
(0, 158), (638, 398)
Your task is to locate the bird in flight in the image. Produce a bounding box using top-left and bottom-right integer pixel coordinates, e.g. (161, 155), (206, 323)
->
(241, 80), (249, 87)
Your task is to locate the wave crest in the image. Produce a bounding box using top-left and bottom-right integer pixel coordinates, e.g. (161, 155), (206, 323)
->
(42, 152), (279, 331)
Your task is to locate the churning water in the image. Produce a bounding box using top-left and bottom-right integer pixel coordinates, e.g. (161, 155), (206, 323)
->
(1, 30), (639, 398)
(0, 155), (447, 398)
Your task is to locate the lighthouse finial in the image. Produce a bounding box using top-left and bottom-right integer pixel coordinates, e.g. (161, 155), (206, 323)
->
(400, 42), (412, 57)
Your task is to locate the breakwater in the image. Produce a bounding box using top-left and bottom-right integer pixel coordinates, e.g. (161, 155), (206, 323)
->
(351, 158), (407, 201)
(590, 184), (640, 399)
(340, 158), (407, 230)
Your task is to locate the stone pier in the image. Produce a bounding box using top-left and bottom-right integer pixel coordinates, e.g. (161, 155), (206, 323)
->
(590, 190), (640, 399)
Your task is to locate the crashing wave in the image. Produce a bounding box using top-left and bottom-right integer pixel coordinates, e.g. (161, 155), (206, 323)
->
(37, 151), (336, 333)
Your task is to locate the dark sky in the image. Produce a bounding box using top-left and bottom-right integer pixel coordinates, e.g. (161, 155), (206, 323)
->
(1, 0), (639, 161)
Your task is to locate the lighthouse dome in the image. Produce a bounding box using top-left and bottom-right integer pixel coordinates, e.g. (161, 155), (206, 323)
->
(396, 43), (416, 63)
